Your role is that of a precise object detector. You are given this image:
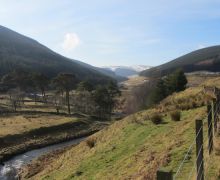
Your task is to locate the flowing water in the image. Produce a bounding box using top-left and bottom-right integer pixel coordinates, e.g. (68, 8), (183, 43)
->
(0, 137), (86, 180)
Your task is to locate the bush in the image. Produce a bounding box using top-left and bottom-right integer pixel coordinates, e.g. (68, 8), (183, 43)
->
(151, 114), (163, 124)
(86, 138), (96, 148)
(179, 103), (190, 110)
(170, 110), (181, 121)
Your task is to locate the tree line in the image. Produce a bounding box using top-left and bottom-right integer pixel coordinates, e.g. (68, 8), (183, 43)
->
(149, 69), (188, 105)
(0, 69), (121, 120)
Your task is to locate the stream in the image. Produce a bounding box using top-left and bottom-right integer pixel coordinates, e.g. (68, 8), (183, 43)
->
(0, 137), (86, 180)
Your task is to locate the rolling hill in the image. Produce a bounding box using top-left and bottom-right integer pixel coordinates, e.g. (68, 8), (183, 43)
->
(0, 25), (111, 83)
(140, 46), (220, 77)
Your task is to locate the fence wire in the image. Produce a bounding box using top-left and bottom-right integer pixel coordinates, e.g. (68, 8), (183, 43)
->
(173, 100), (220, 180)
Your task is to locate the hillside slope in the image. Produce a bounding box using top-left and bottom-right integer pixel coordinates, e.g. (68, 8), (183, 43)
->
(140, 46), (220, 77)
(21, 77), (220, 179)
(73, 60), (127, 82)
(0, 25), (111, 82)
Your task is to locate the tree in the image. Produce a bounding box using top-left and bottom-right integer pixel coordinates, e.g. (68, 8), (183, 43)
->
(2, 69), (34, 91)
(77, 80), (94, 92)
(52, 73), (77, 114)
(149, 69), (187, 106)
(32, 73), (49, 101)
(165, 69), (187, 94)
(71, 90), (95, 114)
(93, 82), (120, 120)
(106, 81), (121, 116)
(173, 69), (188, 92)
(149, 79), (167, 105)
(51, 92), (64, 114)
(7, 88), (25, 112)
(93, 86), (109, 119)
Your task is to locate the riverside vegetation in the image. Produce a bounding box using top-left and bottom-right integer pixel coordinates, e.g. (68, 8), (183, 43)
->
(0, 69), (121, 163)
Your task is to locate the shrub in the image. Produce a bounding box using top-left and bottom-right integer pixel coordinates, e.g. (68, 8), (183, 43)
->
(151, 114), (163, 124)
(86, 138), (96, 148)
(170, 110), (181, 121)
(179, 103), (190, 110)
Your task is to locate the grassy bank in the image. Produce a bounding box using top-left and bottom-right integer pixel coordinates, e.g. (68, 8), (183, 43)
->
(0, 113), (78, 137)
(20, 77), (220, 179)
(22, 107), (208, 179)
(0, 112), (109, 163)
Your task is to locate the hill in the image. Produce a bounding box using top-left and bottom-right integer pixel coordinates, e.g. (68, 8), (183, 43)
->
(102, 65), (151, 77)
(20, 76), (220, 179)
(73, 60), (127, 82)
(140, 46), (220, 77)
(0, 25), (111, 83)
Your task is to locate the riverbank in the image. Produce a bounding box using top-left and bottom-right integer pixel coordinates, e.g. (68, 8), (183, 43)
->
(0, 136), (87, 180)
(0, 113), (109, 163)
(18, 141), (79, 179)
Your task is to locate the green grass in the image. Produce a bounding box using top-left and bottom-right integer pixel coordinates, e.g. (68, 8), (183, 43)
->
(28, 107), (212, 180)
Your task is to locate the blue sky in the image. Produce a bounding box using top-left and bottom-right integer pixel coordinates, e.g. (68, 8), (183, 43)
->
(1, 0), (220, 67)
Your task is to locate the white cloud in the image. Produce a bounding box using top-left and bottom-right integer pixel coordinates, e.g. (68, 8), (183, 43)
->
(61, 33), (80, 51)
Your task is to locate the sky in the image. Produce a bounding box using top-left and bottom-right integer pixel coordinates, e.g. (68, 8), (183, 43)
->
(1, 0), (220, 67)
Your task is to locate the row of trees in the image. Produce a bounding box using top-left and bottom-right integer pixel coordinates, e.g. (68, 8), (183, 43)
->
(1, 70), (121, 119)
(149, 69), (188, 105)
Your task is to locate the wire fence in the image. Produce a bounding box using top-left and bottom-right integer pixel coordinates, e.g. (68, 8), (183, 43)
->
(157, 88), (220, 180)
(172, 100), (220, 180)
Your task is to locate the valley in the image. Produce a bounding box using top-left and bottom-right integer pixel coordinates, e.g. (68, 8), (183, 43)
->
(1, 21), (220, 180)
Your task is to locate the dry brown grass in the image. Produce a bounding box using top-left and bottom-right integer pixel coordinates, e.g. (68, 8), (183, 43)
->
(0, 114), (77, 137)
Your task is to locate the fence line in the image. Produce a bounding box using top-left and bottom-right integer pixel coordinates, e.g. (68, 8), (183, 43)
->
(157, 87), (220, 180)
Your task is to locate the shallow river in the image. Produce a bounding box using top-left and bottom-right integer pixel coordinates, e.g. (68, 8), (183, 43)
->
(0, 137), (85, 180)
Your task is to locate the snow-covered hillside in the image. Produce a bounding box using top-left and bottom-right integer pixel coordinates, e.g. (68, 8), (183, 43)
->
(101, 65), (152, 77)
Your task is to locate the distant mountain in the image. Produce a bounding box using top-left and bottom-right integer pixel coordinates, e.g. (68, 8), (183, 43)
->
(102, 65), (151, 77)
(73, 60), (127, 82)
(0, 25), (112, 84)
(140, 46), (220, 77)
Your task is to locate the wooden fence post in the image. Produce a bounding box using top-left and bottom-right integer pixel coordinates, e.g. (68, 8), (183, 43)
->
(196, 120), (204, 180)
(207, 104), (213, 154)
(157, 169), (173, 180)
(212, 100), (217, 133)
(217, 98), (220, 134)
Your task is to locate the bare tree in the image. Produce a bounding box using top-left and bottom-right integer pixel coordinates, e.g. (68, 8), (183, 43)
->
(47, 92), (64, 114)
(70, 91), (95, 115)
(7, 88), (25, 112)
(122, 79), (156, 115)
(52, 73), (77, 114)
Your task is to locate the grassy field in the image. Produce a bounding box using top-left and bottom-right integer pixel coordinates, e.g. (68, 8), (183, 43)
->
(20, 77), (220, 179)
(186, 73), (220, 87)
(0, 95), (110, 163)
(0, 114), (78, 137)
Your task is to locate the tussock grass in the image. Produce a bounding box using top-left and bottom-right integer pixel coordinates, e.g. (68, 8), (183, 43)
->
(170, 110), (181, 121)
(86, 138), (96, 148)
(150, 114), (163, 124)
